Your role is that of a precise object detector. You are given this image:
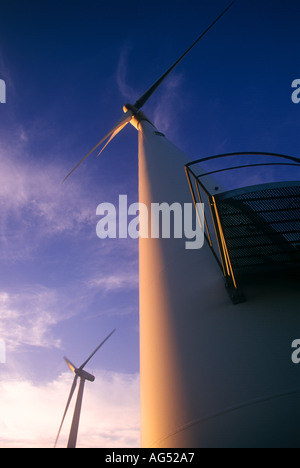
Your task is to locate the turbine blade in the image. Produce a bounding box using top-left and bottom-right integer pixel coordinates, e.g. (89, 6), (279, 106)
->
(63, 111), (133, 182)
(54, 375), (78, 448)
(134, 1), (235, 110)
(64, 357), (77, 374)
(97, 114), (132, 157)
(79, 329), (116, 370)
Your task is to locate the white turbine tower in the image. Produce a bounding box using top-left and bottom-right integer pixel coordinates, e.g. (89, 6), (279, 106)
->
(54, 329), (116, 448)
(63, 1), (300, 448)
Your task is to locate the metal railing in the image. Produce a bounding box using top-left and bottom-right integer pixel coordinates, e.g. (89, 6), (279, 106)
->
(185, 152), (300, 304)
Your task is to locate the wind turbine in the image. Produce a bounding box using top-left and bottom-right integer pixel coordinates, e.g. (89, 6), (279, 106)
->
(63, 1), (235, 182)
(54, 329), (116, 448)
(63, 1), (300, 449)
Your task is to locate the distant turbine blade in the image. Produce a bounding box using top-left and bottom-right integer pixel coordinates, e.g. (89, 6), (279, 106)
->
(134, 1), (235, 110)
(54, 374), (78, 448)
(79, 329), (116, 370)
(64, 357), (77, 374)
(63, 111), (133, 182)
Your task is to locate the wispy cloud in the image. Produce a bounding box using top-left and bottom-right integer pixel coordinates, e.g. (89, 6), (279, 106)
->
(116, 44), (138, 103)
(0, 58), (141, 449)
(0, 140), (97, 260)
(152, 72), (185, 136)
(0, 370), (140, 448)
(0, 286), (73, 351)
(87, 271), (139, 293)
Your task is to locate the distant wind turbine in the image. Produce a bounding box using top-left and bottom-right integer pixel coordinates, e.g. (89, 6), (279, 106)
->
(54, 329), (116, 449)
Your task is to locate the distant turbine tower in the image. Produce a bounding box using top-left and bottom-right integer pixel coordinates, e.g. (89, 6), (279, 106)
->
(54, 329), (116, 448)
(63, 1), (300, 449)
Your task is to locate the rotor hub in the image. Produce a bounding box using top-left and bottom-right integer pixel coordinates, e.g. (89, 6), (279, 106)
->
(76, 368), (95, 382)
(123, 103), (154, 130)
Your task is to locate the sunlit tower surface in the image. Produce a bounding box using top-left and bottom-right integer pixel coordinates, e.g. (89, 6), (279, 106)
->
(64, 2), (300, 448)
(137, 118), (300, 448)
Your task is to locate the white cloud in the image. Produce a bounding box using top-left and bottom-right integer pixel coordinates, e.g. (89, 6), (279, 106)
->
(87, 272), (139, 293)
(0, 370), (140, 448)
(0, 286), (70, 351)
(0, 141), (97, 260)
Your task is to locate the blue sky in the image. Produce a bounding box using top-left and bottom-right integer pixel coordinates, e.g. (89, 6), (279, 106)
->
(0, 0), (299, 448)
